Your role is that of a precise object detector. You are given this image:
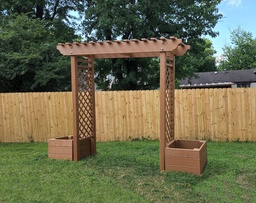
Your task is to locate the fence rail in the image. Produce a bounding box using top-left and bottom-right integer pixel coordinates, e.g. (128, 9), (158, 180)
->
(0, 88), (256, 142)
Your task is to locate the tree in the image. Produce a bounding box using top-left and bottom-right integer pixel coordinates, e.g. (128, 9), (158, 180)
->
(0, 1), (83, 92)
(0, 0), (84, 22)
(0, 14), (72, 92)
(176, 38), (217, 77)
(83, 0), (221, 90)
(218, 28), (256, 70)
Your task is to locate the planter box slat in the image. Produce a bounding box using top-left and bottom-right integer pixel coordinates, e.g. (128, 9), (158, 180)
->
(48, 146), (73, 155)
(165, 157), (201, 167)
(165, 149), (200, 159)
(48, 139), (73, 147)
(48, 153), (73, 160)
(80, 137), (91, 158)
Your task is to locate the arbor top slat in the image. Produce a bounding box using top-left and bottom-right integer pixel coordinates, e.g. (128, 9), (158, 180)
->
(57, 37), (190, 58)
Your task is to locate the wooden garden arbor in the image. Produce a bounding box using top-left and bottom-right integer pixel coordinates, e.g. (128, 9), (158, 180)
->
(57, 37), (190, 171)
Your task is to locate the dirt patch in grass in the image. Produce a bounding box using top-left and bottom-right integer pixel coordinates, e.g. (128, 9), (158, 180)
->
(237, 173), (255, 201)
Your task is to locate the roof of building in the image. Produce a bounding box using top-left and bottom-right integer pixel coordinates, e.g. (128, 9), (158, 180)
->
(180, 69), (256, 88)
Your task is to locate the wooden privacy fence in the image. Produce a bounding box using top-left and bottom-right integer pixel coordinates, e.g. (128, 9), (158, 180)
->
(0, 88), (256, 142)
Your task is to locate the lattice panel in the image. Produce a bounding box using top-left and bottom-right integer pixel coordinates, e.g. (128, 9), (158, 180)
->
(165, 55), (175, 143)
(77, 57), (94, 139)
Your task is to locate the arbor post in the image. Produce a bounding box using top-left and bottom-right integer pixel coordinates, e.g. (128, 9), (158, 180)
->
(159, 52), (175, 171)
(71, 56), (80, 161)
(71, 56), (96, 161)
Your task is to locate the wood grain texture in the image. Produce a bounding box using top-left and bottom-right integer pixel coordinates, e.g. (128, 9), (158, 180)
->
(1, 88), (256, 142)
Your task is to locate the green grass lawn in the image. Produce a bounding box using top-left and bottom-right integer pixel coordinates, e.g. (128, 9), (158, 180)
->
(0, 140), (256, 203)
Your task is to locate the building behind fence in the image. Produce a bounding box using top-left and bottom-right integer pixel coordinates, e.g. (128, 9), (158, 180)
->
(0, 88), (256, 142)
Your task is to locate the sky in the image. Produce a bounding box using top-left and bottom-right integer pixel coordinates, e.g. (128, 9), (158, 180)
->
(209, 0), (256, 56)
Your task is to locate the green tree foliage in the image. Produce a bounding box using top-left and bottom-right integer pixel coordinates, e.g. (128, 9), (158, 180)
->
(218, 27), (256, 70)
(0, 0), (83, 92)
(83, 0), (221, 90)
(198, 39), (217, 72)
(176, 38), (217, 81)
(0, 0), (83, 21)
(0, 0), (221, 92)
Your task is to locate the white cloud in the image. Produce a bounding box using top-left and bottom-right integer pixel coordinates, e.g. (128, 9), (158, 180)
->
(225, 0), (242, 7)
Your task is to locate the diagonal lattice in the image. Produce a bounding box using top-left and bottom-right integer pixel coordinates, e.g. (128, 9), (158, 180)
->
(77, 57), (94, 139)
(165, 55), (175, 143)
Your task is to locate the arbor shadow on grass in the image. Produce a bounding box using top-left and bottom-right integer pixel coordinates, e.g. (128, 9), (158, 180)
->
(85, 151), (160, 176)
(81, 141), (232, 182)
(81, 140), (160, 176)
(163, 159), (230, 188)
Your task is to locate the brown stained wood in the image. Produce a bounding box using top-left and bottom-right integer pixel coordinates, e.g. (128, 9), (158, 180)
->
(150, 37), (157, 41)
(48, 136), (92, 161)
(141, 38), (148, 42)
(80, 137), (91, 145)
(51, 37), (187, 169)
(48, 139), (73, 147)
(165, 157), (201, 167)
(160, 37), (167, 41)
(159, 52), (167, 171)
(48, 146), (73, 154)
(80, 137), (91, 158)
(168, 54), (175, 142)
(49, 154), (73, 160)
(57, 38), (189, 59)
(71, 56), (80, 161)
(172, 45), (191, 56)
(169, 36), (177, 40)
(167, 139), (203, 149)
(48, 137), (73, 160)
(132, 39), (139, 42)
(90, 58), (97, 155)
(80, 148), (91, 158)
(165, 140), (207, 175)
(165, 150), (200, 160)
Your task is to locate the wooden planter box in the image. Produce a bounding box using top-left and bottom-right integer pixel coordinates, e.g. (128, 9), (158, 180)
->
(165, 139), (207, 175)
(48, 136), (91, 161)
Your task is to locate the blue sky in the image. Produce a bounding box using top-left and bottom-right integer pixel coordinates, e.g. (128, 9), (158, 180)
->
(210, 0), (256, 56)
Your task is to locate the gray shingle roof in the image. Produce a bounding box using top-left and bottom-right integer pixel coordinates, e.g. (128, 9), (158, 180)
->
(180, 69), (256, 86)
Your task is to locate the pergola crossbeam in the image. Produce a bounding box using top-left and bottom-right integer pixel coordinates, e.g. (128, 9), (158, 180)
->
(57, 37), (190, 59)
